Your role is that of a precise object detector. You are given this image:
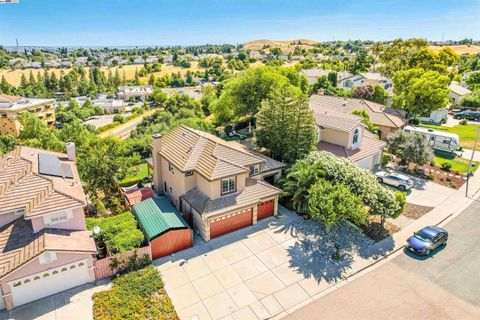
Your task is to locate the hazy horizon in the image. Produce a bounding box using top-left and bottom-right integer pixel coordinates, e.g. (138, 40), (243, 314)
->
(0, 0), (479, 47)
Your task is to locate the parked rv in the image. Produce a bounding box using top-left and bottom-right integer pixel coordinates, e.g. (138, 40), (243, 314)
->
(403, 125), (460, 152)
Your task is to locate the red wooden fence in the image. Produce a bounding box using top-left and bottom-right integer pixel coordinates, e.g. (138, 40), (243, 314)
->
(94, 245), (152, 280)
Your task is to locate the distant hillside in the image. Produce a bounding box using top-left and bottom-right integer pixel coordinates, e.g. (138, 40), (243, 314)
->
(243, 39), (318, 53)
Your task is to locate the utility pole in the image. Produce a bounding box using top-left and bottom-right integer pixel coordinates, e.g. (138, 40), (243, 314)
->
(465, 127), (480, 197)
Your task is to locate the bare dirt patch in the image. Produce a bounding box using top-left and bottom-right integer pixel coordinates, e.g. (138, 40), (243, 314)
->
(403, 203), (434, 220)
(362, 216), (401, 242)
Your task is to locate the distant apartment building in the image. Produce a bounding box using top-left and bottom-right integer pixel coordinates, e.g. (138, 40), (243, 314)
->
(117, 86), (153, 101)
(0, 94), (55, 137)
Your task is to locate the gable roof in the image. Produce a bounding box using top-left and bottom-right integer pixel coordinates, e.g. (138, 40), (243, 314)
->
(309, 95), (406, 129)
(159, 126), (269, 180)
(0, 146), (86, 218)
(311, 105), (362, 132)
(0, 218), (96, 279)
(133, 197), (190, 241)
(449, 81), (471, 96)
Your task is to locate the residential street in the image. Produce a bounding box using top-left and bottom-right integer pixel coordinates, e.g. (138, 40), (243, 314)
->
(284, 199), (480, 320)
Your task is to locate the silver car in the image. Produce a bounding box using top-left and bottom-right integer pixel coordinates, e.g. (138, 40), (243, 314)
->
(375, 171), (413, 191)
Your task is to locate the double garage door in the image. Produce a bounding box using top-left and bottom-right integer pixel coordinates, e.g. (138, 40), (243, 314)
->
(9, 259), (91, 308)
(210, 208), (253, 239)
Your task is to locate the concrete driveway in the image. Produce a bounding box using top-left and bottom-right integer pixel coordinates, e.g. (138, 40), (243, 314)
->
(0, 280), (110, 320)
(154, 207), (377, 320)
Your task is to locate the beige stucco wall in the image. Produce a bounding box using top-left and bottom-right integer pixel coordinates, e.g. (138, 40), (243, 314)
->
(0, 212), (19, 227)
(29, 207), (86, 233)
(321, 127), (351, 147)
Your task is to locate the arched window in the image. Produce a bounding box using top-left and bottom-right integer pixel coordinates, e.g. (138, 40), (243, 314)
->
(353, 128), (360, 144)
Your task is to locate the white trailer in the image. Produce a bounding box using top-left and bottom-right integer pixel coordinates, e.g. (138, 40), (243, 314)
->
(403, 125), (460, 152)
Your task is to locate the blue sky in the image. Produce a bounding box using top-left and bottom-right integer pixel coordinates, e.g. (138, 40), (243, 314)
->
(0, 0), (479, 46)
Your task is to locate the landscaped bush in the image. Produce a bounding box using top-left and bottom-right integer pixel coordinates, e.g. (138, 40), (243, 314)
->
(408, 117), (420, 125)
(441, 162), (452, 171)
(92, 266), (178, 320)
(86, 212), (145, 255)
(381, 153), (393, 166)
(283, 151), (405, 228)
(459, 119), (468, 125)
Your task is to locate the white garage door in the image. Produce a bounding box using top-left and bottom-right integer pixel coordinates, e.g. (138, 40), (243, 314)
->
(356, 156), (373, 170)
(10, 259), (90, 308)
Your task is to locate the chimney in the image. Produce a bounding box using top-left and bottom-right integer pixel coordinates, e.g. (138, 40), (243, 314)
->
(152, 133), (163, 195)
(66, 142), (76, 162)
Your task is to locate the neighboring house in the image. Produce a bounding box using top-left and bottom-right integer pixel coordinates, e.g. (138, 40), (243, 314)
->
(309, 95), (406, 140)
(44, 60), (60, 68)
(448, 81), (471, 104)
(146, 56), (159, 64)
(92, 98), (126, 114)
(249, 50), (265, 60)
(163, 55), (174, 64)
(0, 146), (96, 310)
(338, 72), (390, 89)
(30, 62), (42, 69)
(161, 86), (203, 100)
(117, 86), (153, 101)
(299, 68), (352, 86)
(310, 104), (386, 171)
(151, 126), (285, 241)
(133, 57), (145, 65)
(0, 94), (56, 137)
(60, 61), (71, 68)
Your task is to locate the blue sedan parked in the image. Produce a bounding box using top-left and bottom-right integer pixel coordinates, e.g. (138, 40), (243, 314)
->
(405, 226), (448, 256)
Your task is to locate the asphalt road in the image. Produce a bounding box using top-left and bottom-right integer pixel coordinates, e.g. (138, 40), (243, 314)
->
(284, 199), (480, 320)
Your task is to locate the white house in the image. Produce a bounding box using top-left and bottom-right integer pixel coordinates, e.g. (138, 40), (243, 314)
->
(338, 72), (390, 90)
(449, 81), (472, 104)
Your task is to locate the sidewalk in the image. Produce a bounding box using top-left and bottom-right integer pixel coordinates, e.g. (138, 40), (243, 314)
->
(275, 173), (480, 320)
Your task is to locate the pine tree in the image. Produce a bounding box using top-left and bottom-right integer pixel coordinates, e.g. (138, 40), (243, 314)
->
(20, 74), (28, 89)
(148, 73), (155, 86)
(28, 70), (36, 85)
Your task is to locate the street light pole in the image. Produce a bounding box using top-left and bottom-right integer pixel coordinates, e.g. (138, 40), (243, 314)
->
(465, 127), (480, 198)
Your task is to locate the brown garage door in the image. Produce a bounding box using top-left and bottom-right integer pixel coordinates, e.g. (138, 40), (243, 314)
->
(210, 208), (253, 239)
(257, 199), (275, 220)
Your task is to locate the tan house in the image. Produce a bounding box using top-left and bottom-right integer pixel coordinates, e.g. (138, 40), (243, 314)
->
(0, 145), (96, 310)
(337, 72), (390, 89)
(309, 95), (406, 140)
(151, 126), (285, 241)
(0, 94), (56, 137)
(311, 104), (387, 171)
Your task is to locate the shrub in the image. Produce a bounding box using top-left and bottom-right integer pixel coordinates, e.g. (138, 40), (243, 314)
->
(305, 151), (404, 222)
(113, 114), (125, 124)
(92, 266), (178, 320)
(446, 177), (452, 182)
(86, 212), (145, 255)
(427, 174), (435, 181)
(381, 153), (393, 166)
(441, 162), (452, 171)
(449, 181), (457, 188)
(408, 117), (420, 125)
(459, 119), (468, 125)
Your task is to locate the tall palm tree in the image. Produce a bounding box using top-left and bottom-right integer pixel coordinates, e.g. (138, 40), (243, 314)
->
(282, 161), (325, 216)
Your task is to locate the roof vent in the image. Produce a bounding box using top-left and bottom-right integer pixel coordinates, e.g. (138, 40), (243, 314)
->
(181, 132), (188, 138)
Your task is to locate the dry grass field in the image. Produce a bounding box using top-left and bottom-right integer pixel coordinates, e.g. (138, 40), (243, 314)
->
(430, 45), (480, 55)
(0, 62), (205, 87)
(243, 39), (318, 53)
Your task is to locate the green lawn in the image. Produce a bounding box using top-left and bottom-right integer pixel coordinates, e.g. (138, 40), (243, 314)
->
(420, 123), (480, 150)
(118, 163), (149, 187)
(434, 152), (479, 174)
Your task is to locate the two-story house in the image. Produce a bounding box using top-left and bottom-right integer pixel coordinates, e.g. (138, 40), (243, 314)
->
(0, 145), (96, 310)
(0, 94), (56, 137)
(151, 126), (285, 241)
(309, 95), (406, 141)
(311, 105), (387, 171)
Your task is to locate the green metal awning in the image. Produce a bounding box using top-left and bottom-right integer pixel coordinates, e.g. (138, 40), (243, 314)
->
(133, 197), (189, 241)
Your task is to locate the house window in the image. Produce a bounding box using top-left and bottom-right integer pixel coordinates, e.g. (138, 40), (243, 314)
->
(221, 177), (236, 195)
(168, 162), (174, 174)
(39, 252), (57, 265)
(353, 128), (360, 145)
(250, 164), (260, 175)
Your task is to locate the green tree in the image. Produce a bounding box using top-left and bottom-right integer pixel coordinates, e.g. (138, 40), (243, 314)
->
(352, 109), (377, 133)
(308, 179), (367, 233)
(283, 161), (325, 215)
(465, 73), (480, 91)
(255, 84), (316, 162)
(392, 68), (450, 116)
(388, 131), (434, 165)
(0, 135), (18, 155)
(371, 84), (389, 104)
